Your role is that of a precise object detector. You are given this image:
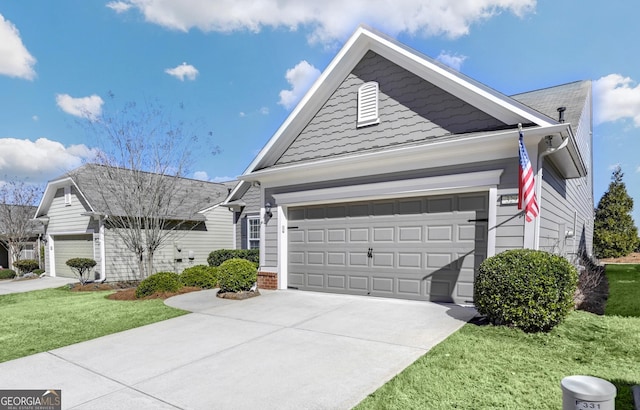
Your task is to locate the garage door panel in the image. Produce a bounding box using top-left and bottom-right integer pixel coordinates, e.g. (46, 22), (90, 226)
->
(327, 252), (346, 266)
(398, 226), (422, 241)
(349, 228), (369, 242)
(372, 253), (393, 267)
(373, 227), (394, 242)
(307, 273), (324, 288)
(427, 197), (454, 213)
(397, 279), (422, 295)
(328, 229), (346, 242)
(459, 194), (487, 211)
(427, 225), (453, 241)
(348, 276), (368, 291)
(53, 234), (94, 278)
(327, 274), (346, 289)
(398, 253), (421, 268)
(288, 192), (488, 303)
(307, 252), (324, 265)
(349, 253), (369, 267)
(372, 277), (394, 293)
(289, 272), (305, 287)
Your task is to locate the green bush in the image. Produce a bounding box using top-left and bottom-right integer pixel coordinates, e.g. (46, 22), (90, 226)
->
(474, 249), (578, 333)
(33, 269), (45, 275)
(13, 259), (39, 274)
(135, 271), (183, 298)
(0, 269), (16, 280)
(180, 265), (218, 289)
(218, 258), (257, 293)
(208, 249), (259, 267)
(66, 258), (97, 285)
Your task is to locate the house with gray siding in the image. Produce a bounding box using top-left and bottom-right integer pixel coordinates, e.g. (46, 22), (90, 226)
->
(35, 164), (233, 281)
(223, 26), (593, 303)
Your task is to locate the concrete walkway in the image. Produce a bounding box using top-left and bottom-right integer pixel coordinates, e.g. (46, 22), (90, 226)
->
(0, 276), (76, 295)
(0, 289), (476, 409)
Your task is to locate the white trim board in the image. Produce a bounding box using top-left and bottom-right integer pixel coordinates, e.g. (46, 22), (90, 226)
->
(272, 170), (503, 206)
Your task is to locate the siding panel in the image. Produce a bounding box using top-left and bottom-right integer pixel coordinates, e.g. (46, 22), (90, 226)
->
(276, 51), (506, 165)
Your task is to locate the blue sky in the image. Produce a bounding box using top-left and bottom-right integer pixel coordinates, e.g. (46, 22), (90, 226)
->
(1, 1), (640, 222)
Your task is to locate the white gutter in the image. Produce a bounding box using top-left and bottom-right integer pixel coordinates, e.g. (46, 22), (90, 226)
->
(533, 132), (571, 250)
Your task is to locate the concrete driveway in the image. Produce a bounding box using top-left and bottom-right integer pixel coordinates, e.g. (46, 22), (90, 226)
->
(0, 276), (76, 295)
(0, 289), (476, 409)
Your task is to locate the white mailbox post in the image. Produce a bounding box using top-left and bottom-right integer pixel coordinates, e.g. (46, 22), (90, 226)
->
(561, 375), (616, 410)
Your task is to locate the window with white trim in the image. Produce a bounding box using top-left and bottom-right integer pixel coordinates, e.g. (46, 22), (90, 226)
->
(247, 217), (260, 250)
(357, 81), (380, 127)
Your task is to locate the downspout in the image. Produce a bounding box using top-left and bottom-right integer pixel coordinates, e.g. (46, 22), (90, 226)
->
(534, 132), (570, 250)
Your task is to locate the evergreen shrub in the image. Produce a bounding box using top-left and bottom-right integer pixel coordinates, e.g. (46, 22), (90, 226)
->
(135, 271), (183, 298)
(474, 249), (578, 332)
(218, 258), (257, 293)
(180, 265), (218, 289)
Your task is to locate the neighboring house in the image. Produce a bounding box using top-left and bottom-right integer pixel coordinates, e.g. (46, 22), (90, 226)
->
(35, 164), (233, 281)
(223, 26), (593, 303)
(0, 205), (44, 270)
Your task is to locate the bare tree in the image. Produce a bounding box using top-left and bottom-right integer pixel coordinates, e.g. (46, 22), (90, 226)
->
(0, 180), (43, 269)
(78, 100), (220, 278)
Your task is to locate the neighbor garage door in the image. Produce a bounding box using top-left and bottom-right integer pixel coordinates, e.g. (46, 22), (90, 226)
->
(53, 234), (94, 278)
(288, 193), (487, 303)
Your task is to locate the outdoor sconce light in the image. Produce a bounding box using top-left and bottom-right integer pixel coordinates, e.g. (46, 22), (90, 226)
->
(265, 202), (272, 217)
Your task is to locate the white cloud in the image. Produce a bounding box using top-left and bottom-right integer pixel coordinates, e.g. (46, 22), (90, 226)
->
(192, 171), (235, 183)
(55, 94), (104, 121)
(165, 62), (199, 81)
(593, 74), (640, 127)
(0, 138), (98, 183)
(211, 175), (235, 183)
(239, 112), (246, 117)
(111, 0), (535, 45)
(259, 106), (269, 115)
(193, 171), (209, 181)
(0, 14), (36, 80)
(278, 60), (321, 110)
(32, 115), (39, 122)
(106, 1), (133, 13)
(436, 51), (467, 71)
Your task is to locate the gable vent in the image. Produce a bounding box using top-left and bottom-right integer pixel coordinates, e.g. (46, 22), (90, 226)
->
(357, 82), (380, 127)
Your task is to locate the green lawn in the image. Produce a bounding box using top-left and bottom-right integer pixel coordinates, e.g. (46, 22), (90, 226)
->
(605, 264), (640, 317)
(356, 265), (640, 410)
(0, 287), (187, 363)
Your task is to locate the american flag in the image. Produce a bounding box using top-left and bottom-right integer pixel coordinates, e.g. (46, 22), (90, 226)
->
(518, 131), (538, 222)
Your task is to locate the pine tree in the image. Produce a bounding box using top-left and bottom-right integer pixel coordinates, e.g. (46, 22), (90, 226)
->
(594, 166), (640, 258)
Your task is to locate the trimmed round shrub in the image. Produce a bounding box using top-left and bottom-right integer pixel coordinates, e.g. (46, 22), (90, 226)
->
(0, 269), (16, 280)
(218, 258), (257, 293)
(474, 249), (578, 332)
(180, 265), (218, 289)
(135, 271), (183, 298)
(66, 258), (97, 284)
(13, 259), (40, 274)
(208, 249), (259, 267)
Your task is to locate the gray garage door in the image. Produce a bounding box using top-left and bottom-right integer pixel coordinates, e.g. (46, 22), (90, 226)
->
(288, 193), (488, 303)
(53, 234), (94, 278)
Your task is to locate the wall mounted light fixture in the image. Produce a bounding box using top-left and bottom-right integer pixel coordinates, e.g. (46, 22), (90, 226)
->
(265, 202), (272, 217)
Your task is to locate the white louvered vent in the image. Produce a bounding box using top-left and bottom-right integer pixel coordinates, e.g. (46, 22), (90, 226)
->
(357, 82), (380, 127)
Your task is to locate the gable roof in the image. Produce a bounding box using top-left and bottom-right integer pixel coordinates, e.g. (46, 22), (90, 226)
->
(511, 81), (591, 129)
(247, 25), (558, 175)
(225, 26), (589, 204)
(36, 164), (229, 221)
(0, 205), (44, 236)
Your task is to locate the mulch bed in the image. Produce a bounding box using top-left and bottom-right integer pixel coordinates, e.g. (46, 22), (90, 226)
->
(106, 286), (203, 301)
(68, 281), (202, 301)
(600, 252), (640, 264)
